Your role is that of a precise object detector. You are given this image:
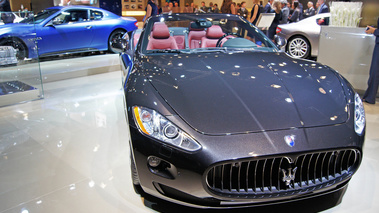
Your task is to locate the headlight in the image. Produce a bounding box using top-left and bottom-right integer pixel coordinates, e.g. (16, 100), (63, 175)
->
(133, 106), (201, 152)
(354, 93), (365, 135)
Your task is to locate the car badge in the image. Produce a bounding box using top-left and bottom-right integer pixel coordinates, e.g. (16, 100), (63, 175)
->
(284, 135), (296, 147)
(282, 167), (297, 186)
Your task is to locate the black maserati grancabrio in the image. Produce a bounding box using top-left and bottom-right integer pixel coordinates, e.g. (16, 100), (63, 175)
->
(120, 13), (365, 209)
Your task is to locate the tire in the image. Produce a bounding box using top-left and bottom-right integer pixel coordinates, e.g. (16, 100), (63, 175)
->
(287, 36), (311, 59)
(108, 29), (126, 53)
(0, 37), (28, 60)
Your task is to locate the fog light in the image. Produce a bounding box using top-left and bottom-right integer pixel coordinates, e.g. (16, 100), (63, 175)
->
(148, 156), (161, 167)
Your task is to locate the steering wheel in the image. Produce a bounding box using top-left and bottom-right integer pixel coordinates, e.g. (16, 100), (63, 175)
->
(216, 32), (242, 47)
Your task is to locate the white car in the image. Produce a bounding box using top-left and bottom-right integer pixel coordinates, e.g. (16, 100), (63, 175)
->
(0, 12), (24, 25)
(277, 13), (330, 59)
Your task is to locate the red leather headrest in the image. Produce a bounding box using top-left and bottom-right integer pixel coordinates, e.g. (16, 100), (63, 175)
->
(152, 23), (170, 39)
(206, 25), (224, 39)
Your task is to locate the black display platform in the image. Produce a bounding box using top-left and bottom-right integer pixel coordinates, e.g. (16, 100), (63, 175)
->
(0, 80), (40, 106)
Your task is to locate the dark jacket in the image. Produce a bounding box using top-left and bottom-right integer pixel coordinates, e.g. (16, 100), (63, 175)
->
(317, 3), (329, 14)
(237, 7), (248, 19)
(375, 19), (379, 44)
(304, 7), (315, 18)
(289, 8), (300, 23)
(263, 3), (271, 13)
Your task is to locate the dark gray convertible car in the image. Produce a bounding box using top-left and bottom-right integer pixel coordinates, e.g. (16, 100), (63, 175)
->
(120, 13), (365, 209)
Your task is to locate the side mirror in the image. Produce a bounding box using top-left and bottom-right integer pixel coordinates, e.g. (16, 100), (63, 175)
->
(274, 35), (287, 51)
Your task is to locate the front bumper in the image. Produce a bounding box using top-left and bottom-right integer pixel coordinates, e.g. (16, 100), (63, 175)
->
(129, 121), (364, 208)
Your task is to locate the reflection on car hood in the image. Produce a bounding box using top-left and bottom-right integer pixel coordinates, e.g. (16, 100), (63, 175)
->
(142, 52), (348, 135)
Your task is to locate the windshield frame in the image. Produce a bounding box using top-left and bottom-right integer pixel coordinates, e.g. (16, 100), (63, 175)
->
(139, 13), (278, 55)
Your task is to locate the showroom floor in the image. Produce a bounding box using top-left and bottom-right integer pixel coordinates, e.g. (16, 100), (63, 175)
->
(0, 64), (378, 212)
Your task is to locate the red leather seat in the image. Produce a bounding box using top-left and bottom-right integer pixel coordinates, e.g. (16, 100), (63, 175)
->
(174, 36), (185, 49)
(201, 25), (224, 48)
(188, 26), (206, 49)
(147, 23), (178, 50)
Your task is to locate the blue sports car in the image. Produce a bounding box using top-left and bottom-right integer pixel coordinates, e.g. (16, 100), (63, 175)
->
(0, 6), (137, 59)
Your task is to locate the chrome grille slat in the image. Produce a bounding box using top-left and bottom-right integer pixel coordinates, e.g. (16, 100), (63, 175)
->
(320, 153), (327, 182)
(277, 158), (283, 190)
(245, 161), (250, 192)
(221, 164), (224, 191)
(206, 149), (361, 197)
(261, 159), (266, 192)
(253, 160), (257, 193)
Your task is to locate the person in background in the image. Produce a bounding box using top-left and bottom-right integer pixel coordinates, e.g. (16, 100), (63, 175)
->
(317, 0), (329, 14)
(221, 0), (236, 14)
(0, 0), (14, 24)
(213, 3), (220, 13)
(238, 1), (248, 20)
(263, 0), (274, 13)
(304, 1), (315, 18)
(363, 19), (379, 104)
(288, 1), (294, 15)
(194, 4), (200, 13)
(288, 1), (300, 23)
(183, 3), (192, 13)
(280, 0), (289, 24)
(200, 1), (207, 13)
(233, 2), (239, 14)
(296, 0), (303, 20)
(250, 0), (261, 26)
(208, 2), (214, 13)
(163, 2), (169, 9)
(268, 0), (282, 41)
(144, 0), (158, 24)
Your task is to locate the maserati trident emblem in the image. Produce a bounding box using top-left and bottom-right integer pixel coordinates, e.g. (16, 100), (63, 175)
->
(282, 167), (297, 186)
(284, 135), (296, 147)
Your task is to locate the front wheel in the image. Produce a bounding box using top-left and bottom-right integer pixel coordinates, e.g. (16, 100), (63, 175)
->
(0, 37), (28, 60)
(108, 29), (126, 53)
(287, 36), (311, 59)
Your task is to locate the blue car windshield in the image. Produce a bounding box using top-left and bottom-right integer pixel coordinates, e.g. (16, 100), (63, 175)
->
(20, 9), (59, 24)
(140, 14), (277, 54)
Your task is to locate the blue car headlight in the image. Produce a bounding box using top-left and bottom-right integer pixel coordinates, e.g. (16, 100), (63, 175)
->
(354, 93), (365, 135)
(133, 106), (201, 152)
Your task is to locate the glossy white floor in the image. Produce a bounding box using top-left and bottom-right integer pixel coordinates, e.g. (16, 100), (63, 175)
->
(0, 70), (378, 213)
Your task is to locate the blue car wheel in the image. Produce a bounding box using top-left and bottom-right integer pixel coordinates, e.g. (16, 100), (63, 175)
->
(108, 29), (126, 53)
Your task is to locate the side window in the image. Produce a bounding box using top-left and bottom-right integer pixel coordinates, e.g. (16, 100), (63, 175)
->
(90, 10), (103, 20)
(53, 10), (89, 25)
(316, 17), (330, 26)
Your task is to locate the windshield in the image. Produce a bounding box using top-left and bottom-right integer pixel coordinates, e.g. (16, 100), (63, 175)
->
(20, 9), (59, 24)
(140, 14), (277, 54)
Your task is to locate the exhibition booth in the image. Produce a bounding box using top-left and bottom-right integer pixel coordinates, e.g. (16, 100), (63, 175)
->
(0, 0), (379, 213)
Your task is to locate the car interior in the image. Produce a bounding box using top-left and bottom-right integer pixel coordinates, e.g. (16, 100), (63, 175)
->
(144, 21), (268, 51)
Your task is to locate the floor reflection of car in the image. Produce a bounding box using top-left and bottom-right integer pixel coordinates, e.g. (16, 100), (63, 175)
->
(121, 13), (364, 209)
(0, 6), (137, 60)
(0, 46), (18, 65)
(277, 13), (330, 59)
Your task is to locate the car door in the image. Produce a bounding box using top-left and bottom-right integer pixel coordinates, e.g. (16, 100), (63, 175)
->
(37, 9), (95, 56)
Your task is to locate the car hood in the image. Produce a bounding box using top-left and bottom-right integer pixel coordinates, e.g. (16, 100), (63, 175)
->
(0, 23), (35, 34)
(142, 52), (348, 135)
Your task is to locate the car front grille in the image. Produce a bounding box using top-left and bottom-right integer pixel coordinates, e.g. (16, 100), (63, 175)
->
(205, 149), (361, 198)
